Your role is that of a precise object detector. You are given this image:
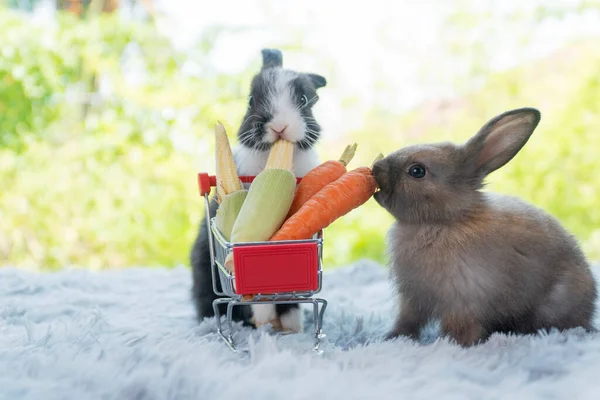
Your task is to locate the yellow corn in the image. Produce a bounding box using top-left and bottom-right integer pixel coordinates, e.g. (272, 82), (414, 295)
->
(213, 121), (247, 241)
(265, 137), (294, 170)
(214, 121), (242, 203)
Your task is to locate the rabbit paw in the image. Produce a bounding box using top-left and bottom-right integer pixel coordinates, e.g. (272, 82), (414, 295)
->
(441, 314), (487, 347)
(385, 306), (425, 342)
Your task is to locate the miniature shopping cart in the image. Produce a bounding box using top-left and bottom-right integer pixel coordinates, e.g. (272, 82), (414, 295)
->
(197, 173), (328, 353)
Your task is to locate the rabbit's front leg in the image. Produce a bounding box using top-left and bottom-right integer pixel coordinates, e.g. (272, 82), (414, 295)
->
(441, 313), (488, 347)
(385, 296), (426, 342)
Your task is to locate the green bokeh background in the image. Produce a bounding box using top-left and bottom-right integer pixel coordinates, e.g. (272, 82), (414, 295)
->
(1, 3), (599, 271)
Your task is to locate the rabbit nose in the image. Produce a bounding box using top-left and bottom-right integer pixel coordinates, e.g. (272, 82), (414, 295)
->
(269, 124), (288, 136)
(372, 160), (384, 177)
(371, 161), (388, 189)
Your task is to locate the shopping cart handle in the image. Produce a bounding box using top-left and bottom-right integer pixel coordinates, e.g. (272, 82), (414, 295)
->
(197, 173), (214, 196)
(198, 172), (303, 196)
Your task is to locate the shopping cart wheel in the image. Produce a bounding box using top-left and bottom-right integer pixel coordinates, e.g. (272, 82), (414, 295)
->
(212, 298), (243, 353)
(311, 298), (328, 355)
(212, 297), (328, 354)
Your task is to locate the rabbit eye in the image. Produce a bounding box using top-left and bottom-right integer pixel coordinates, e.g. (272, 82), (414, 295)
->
(408, 164), (426, 179)
(300, 94), (308, 107)
(248, 95), (254, 108)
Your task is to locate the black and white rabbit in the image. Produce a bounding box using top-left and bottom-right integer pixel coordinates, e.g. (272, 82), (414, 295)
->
(372, 107), (597, 347)
(190, 48), (327, 333)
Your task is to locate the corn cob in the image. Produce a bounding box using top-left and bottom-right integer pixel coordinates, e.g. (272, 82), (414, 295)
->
(213, 122), (248, 241)
(214, 121), (243, 203)
(230, 139), (296, 242)
(224, 139), (296, 272)
(264, 135), (294, 170)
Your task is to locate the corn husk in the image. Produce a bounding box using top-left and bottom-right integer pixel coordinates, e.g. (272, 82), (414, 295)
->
(230, 139), (296, 243)
(230, 169), (296, 242)
(215, 190), (247, 241)
(225, 139), (296, 273)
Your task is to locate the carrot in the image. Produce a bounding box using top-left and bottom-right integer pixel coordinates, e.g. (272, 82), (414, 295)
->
(285, 143), (357, 219)
(270, 158), (380, 242)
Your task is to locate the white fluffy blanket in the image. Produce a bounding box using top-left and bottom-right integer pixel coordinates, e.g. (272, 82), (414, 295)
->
(1, 261), (600, 400)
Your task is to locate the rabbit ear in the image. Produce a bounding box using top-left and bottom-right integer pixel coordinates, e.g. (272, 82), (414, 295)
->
(261, 49), (283, 69)
(463, 108), (541, 177)
(307, 73), (327, 89)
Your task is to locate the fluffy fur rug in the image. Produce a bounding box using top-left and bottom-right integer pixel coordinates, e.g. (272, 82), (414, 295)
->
(1, 260), (600, 400)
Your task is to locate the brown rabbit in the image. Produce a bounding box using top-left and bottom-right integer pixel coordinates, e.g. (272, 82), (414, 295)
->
(372, 107), (597, 347)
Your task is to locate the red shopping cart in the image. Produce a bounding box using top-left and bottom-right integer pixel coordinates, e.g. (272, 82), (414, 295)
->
(197, 173), (328, 353)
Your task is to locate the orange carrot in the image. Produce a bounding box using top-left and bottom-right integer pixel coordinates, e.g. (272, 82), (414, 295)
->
(286, 144), (357, 219)
(270, 163), (378, 242)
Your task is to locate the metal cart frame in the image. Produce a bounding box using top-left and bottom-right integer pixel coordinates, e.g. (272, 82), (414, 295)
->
(197, 173), (328, 353)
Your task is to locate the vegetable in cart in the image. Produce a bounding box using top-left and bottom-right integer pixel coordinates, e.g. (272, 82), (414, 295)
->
(286, 143), (357, 219)
(269, 154), (383, 242)
(230, 138), (296, 242)
(213, 122), (248, 242)
(225, 139), (297, 272)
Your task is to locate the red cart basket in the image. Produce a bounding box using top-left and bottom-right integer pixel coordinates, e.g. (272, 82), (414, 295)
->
(197, 172), (328, 353)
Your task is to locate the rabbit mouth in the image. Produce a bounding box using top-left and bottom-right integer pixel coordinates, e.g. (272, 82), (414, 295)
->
(373, 188), (388, 208)
(372, 172), (388, 207)
(371, 160), (393, 208)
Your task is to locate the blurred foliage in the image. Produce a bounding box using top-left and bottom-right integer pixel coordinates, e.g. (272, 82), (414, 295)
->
(329, 39), (600, 266)
(0, 9), (78, 149)
(0, 7), (249, 270)
(0, 5), (598, 272)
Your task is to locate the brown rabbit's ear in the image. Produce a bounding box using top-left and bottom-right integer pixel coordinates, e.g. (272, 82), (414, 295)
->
(463, 107), (541, 177)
